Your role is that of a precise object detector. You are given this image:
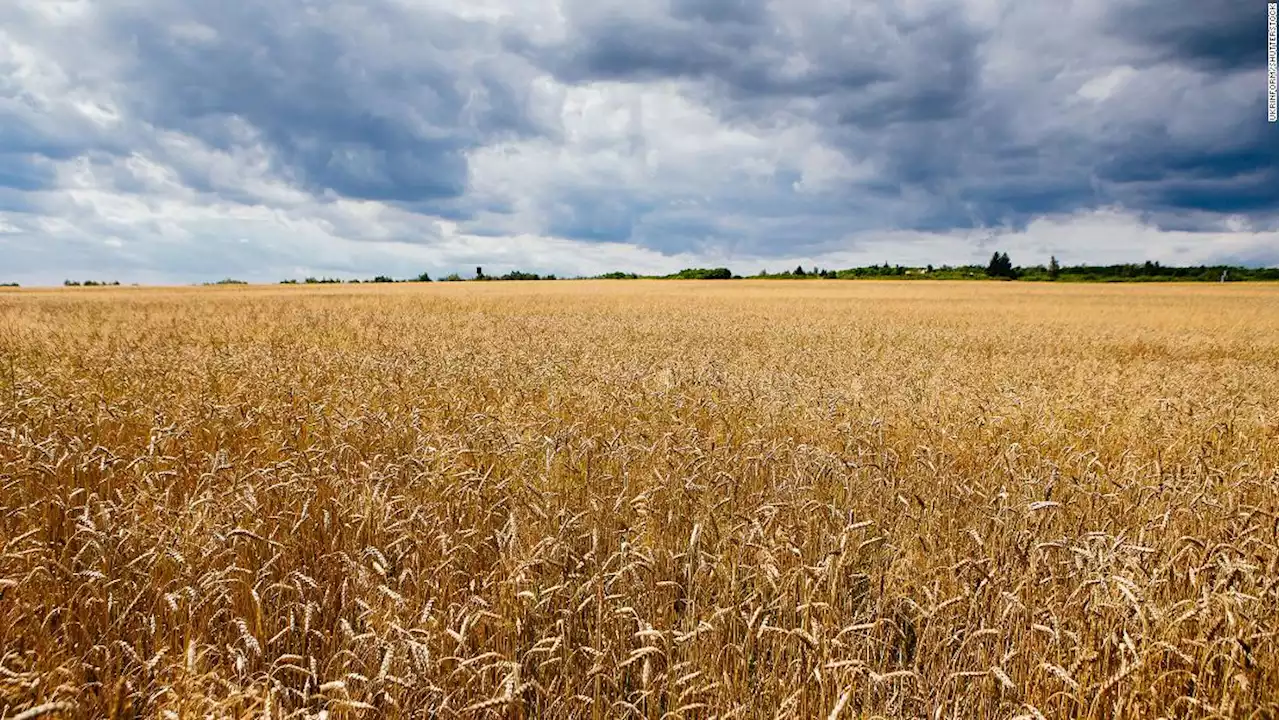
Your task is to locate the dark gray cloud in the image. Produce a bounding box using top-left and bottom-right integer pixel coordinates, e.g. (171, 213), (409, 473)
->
(1, 1), (553, 205)
(1100, 140), (1275, 217)
(1106, 0), (1258, 72)
(507, 0), (1275, 241)
(545, 193), (649, 243)
(104, 3), (546, 203)
(521, 1), (976, 108)
(669, 0), (765, 25)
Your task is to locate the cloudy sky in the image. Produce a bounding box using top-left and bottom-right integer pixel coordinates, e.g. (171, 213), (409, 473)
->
(0, 0), (1274, 284)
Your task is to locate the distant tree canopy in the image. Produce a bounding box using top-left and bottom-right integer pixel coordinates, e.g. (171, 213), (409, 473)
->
(669, 268), (733, 280)
(1016, 260), (1278, 282)
(278, 270), (563, 284)
(498, 270), (545, 281)
(986, 252), (1016, 279)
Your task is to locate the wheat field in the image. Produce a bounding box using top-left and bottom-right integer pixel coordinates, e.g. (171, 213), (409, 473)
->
(0, 280), (1276, 719)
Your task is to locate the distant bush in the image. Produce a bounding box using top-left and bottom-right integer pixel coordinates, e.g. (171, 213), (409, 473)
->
(440, 274), (464, 282)
(669, 268), (733, 280)
(415, 272), (432, 282)
(498, 270), (544, 281)
(208, 279), (247, 285)
(371, 276), (395, 283)
(598, 272), (640, 279)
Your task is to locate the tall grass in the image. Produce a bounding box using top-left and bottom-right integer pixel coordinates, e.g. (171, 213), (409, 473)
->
(0, 281), (1276, 718)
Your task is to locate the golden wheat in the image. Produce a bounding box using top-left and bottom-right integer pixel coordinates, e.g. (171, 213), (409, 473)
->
(0, 280), (1275, 718)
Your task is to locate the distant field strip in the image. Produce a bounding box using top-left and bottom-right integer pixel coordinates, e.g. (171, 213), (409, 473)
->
(0, 281), (1276, 718)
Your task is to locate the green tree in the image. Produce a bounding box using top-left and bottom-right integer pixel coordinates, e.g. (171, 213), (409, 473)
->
(1048, 256), (1060, 280)
(986, 252), (1015, 279)
(500, 270), (543, 281)
(671, 268), (732, 280)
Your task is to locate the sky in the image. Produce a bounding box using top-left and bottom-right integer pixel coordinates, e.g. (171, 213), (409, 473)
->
(0, 0), (1275, 284)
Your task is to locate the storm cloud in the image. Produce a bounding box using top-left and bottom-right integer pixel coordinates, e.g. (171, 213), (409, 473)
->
(0, 0), (1273, 284)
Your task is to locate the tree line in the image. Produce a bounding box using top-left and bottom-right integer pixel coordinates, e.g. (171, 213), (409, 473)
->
(33, 255), (1279, 288)
(278, 267), (558, 284)
(596, 255), (1278, 282)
